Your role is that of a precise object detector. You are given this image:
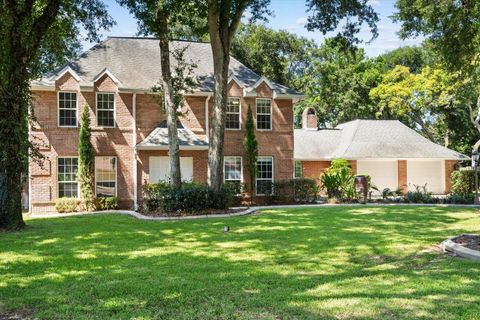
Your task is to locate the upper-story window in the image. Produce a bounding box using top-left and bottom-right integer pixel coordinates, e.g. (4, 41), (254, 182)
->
(58, 92), (77, 127)
(96, 93), (115, 127)
(256, 98), (272, 130)
(226, 97), (241, 130)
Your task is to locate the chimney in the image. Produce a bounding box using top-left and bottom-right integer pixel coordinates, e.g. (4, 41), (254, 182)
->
(302, 107), (318, 129)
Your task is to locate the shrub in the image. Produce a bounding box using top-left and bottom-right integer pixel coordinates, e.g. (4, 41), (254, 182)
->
(261, 178), (318, 204)
(55, 198), (79, 213)
(95, 197), (118, 210)
(451, 169), (476, 195)
(445, 193), (474, 204)
(142, 182), (235, 215)
(321, 159), (354, 200)
(403, 184), (433, 203)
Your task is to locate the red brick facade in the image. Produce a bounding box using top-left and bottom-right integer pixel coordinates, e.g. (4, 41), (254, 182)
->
(29, 74), (294, 213)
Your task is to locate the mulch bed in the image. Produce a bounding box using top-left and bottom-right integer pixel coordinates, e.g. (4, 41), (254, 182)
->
(0, 310), (32, 320)
(452, 235), (480, 251)
(142, 207), (246, 218)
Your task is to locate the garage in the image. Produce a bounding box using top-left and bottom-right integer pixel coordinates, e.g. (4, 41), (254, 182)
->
(407, 160), (444, 194)
(149, 156), (193, 183)
(357, 160), (398, 191)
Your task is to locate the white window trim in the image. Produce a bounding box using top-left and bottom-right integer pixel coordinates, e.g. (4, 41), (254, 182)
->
(256, 98), (272, 131)
(57, 156), (80, 199)
(57, 91), (78, 128)
(224, 156), (243, 183)
(225, 97), (242, 130)
(95, 156), (118, 197)
(256, 156), (274, 196)
(95, 92), (116, 128)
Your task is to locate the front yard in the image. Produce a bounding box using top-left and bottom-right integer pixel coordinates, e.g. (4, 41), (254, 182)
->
(1, 206), (480, 319)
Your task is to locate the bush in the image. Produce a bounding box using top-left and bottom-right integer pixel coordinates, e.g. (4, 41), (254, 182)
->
(55, 198), (79, 213)
(403, 184), (433, 203)
(142, 182), (236, 215)
(265, 178), (319, 204)
(320, 159), (354, 200)
(445, 194), (474, 204)
(95, 197), (118, 210)
(451, 169), (476, 195)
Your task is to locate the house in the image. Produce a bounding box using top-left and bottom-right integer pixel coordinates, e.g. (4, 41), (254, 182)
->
(28, 37), (304, 213)
(294, 108), (469, 194)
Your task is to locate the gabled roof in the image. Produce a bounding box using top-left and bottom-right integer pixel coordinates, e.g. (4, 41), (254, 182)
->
(136, 122), (208, 150)
(295, 120), (469, 160)
(32, 37), (303, 97)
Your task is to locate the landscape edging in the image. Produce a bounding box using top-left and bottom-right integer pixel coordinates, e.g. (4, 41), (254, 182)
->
(440, 234), (480, 261)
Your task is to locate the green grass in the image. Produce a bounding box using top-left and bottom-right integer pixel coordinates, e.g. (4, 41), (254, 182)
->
(1, 206), (480, 319)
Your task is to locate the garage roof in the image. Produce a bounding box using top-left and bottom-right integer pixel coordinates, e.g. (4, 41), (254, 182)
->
(136, 122), (208, 150)
(295, 120), (469, 160)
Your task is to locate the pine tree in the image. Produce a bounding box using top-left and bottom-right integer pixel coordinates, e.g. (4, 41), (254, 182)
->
(78, 105), (95, 210)
(243, 105), (258, 204)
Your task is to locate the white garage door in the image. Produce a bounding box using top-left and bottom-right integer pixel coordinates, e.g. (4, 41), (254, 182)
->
(149, 156), (193, 183)
(357, 160), (398, 191)
(407, 160), (444, 194)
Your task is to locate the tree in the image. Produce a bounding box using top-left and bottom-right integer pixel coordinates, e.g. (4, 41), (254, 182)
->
(206, 0), (379, 191)
(393, 0), (480, 140)
(231, 23), (315, 88)
(376, 46), (435, 74)
(78, 105), (95, 210)
(0, 1), (113, 230)
(243, 105), (258, 203)
(295, 39), (382, 127)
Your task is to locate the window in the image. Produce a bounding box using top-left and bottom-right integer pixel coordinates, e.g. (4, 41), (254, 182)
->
(95, 157), (117, 197)
(256, 156), (273, 195)
(224, 156), (242, 183)
(294, 160), (303, 178)
(58, 157), (78, 198)
(226, 98), (241, 129)
(96, 93), (115, 127)
(256, 98), (272, 130)
(58, 92), (77, 127)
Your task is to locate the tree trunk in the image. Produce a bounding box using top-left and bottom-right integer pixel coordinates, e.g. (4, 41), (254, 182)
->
(157, 9), (181, 187)
(0, 79), (28, 230)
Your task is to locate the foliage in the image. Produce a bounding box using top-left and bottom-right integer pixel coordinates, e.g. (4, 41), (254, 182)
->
(231, 23), (315, 88)
(243, 105), (258, 199)
(0, 1), (113, 230)
(95, 197), (119, 211)
(142, 182), (235, 215)
(451, 170), (476, 196)
(376, 46), (435, 74)
(320, 159), (355, 200)
(445, 194), (475, 205)
(371, 186), (403, 201)
(78, 105), (95, 211)
(261, 178), (319, 204)
(403, 184), (433, 203)
(295, 39), (382, 127)
(54, 198), (79, 213)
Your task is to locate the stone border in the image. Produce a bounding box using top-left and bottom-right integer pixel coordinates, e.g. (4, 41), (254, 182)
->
(26, 203), (480, 221)
(440, 234), (480, 261)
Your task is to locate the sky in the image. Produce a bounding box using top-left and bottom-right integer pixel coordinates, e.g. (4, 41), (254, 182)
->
(87, 0), (423, 57)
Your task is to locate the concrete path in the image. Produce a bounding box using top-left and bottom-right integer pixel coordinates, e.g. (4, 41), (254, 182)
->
(25, 202), (480, 222)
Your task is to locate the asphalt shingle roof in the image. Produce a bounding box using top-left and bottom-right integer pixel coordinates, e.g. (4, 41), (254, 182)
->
(33, 37), (300, 95)
(136, 124), (208, 149)
(294, 120), (469, 160)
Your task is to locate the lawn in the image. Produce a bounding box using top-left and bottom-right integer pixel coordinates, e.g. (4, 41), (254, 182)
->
(1, 206), (480, 320)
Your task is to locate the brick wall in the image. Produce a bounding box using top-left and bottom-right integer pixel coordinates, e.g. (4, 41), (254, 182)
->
(398, 160), (407, 193)
(444, 160), (457, 193)
(30, 73), (295, 213)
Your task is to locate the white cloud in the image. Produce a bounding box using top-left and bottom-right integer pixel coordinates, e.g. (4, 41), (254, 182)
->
(367, 0), (380, 6)
(296, 17), (307, 25)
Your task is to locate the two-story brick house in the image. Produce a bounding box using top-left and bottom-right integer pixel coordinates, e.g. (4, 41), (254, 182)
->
(28, 37), (303, 213)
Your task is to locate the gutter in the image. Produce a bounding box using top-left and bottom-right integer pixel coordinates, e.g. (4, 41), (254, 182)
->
(132, 93), (138, 211)
(205, 95), (211, 142)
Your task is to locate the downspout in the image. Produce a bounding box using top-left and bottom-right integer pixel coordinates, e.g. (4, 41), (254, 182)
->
(132, 93), (138, 211)
(205, 95), (211, 142)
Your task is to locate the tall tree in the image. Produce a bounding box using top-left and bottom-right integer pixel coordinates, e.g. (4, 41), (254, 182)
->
(78, 105), (95, 210)
(243, 104), (258, 203)
(206, 0), (379, 191)
(0, 1), (113, 230)
(393, 0), (480, 139)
